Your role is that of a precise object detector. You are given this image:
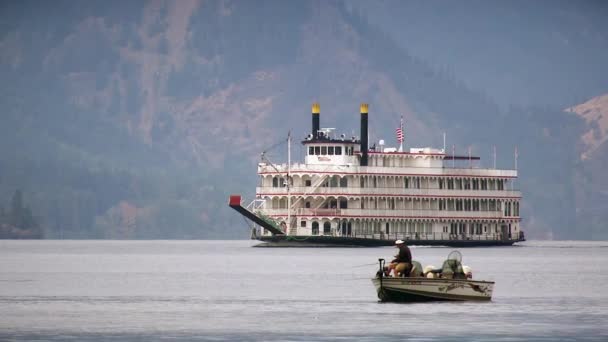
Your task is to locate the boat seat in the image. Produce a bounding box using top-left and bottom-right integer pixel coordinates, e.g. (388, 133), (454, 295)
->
(440, 259), (466, 279)
(409, 260), (424, 277)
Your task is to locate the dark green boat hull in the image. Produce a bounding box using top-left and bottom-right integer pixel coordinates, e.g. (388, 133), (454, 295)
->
(254, 235), (522, 247)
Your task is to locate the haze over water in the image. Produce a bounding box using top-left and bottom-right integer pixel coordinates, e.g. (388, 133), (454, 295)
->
(1, 240), (607, 341)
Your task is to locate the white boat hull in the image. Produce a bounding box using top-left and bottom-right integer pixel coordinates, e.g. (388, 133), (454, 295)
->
(372, 277), (494, 302)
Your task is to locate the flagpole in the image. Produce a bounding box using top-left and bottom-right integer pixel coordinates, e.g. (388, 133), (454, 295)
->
(398, 115), (404, 152)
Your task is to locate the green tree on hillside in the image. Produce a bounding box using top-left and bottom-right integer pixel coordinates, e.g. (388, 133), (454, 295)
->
(9, 189), (24, 227)
(0, 190), (42, 238)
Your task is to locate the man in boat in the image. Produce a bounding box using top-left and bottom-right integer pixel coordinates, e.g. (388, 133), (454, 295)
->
(388, 240), (412, 277)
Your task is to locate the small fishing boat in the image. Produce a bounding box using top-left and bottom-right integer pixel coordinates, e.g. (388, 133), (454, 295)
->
(371, 251), (494, 302)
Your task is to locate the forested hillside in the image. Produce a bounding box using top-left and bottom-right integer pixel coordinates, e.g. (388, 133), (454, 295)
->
(0, 0), (605, 239)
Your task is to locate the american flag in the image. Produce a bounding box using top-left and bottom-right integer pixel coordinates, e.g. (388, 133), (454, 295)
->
(396, 117), (404, 143)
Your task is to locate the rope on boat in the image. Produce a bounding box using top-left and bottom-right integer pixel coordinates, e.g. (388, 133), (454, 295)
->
(260, 136), (288, 158)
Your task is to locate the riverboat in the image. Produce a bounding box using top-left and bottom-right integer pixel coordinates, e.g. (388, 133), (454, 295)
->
(229, 103), (524, 247)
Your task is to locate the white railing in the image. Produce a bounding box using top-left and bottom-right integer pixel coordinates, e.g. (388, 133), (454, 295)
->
(346, 232), (513, 241)
(256, 186), (521, 198)
(246, 198), (267, 211)
(258, 164), (517, 178)
(260, 208), (511, 219)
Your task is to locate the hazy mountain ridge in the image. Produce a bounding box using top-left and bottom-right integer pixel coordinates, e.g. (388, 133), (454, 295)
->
(353, 0), (608, 108)
(0, 0), (603, 239)
(567, 93), (608, 240)
(567, 94), (608, 160)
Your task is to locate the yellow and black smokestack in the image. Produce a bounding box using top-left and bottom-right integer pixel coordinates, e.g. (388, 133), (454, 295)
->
(312, 102), (320, 139)
(360, 103), (369, 166)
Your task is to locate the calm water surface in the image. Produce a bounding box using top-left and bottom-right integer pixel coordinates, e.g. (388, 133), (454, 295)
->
(1, 240), (607, 341)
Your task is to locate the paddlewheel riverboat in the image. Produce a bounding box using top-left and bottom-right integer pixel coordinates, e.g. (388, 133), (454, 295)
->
(229, 103), (524, 247)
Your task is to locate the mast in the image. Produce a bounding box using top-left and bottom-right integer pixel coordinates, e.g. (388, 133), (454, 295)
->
(513, 146), (518, 191)
(287, 131), (291, 235)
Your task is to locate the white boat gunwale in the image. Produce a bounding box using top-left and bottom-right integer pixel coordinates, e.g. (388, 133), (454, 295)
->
(372, 277), (495, 302)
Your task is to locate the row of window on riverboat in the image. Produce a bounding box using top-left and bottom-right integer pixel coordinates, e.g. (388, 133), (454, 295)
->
(298, 220), (510, 236)
(270, 175), (507, 190)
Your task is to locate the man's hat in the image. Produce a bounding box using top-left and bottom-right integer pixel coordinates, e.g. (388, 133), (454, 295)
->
(395, 239), (405, 245)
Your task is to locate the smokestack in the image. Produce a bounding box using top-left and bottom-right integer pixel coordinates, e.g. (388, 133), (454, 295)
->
(312, 103), (320, 138)
(360, 103), (368, 166)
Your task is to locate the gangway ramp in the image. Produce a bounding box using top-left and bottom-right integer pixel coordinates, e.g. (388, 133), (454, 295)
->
(228, 195), (285, 236)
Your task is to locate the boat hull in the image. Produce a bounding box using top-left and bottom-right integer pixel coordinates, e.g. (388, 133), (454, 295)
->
(254, 235), (522, 247)
(372, 277), (494, 302)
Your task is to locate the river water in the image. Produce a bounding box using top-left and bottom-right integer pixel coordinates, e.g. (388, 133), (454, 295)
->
(0, 240), (607, 341)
